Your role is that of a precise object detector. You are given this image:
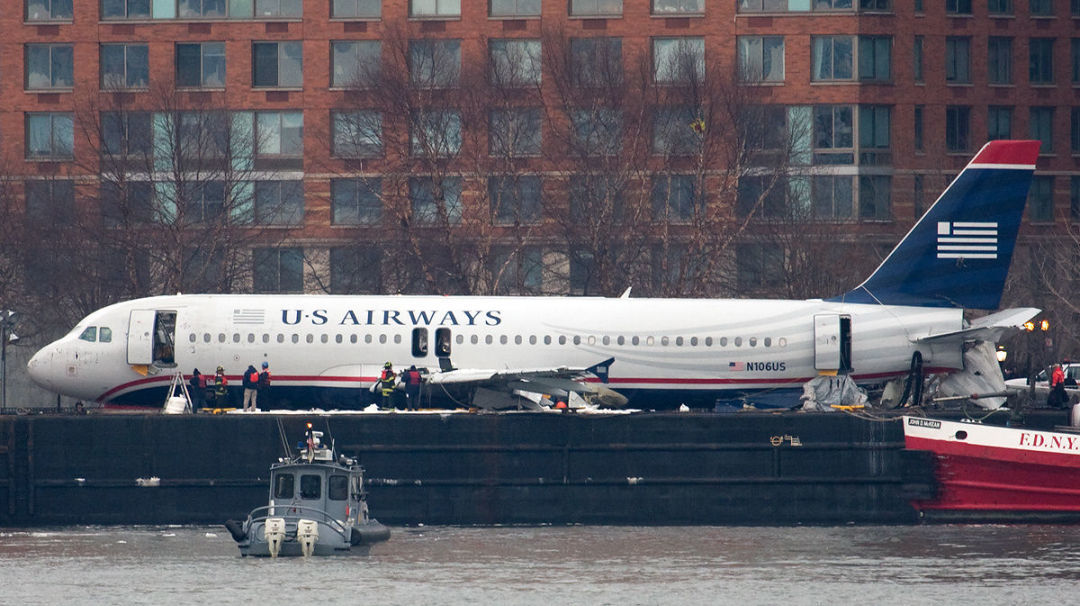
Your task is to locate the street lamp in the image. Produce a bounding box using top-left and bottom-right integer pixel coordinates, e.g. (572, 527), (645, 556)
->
(1, 310), (18, 412)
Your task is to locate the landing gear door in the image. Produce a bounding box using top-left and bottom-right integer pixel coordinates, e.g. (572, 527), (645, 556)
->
(127, 310), (156, 365)
(814, 314), (841, 371)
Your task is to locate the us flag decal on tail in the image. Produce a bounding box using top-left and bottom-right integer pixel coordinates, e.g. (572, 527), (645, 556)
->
(936, 221), (998, 259)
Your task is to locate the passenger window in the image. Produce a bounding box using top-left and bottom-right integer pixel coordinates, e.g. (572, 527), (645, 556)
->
(436, 328), (452, 356)
(247, 333), (255, 343)
(328, 475), (348, 501)
(79, 327), (97, 342)
(300, 474), (321, 499)
(274, 474), (295, 499)
(413, 327), (429, 357)
(99, 327), (112, 343)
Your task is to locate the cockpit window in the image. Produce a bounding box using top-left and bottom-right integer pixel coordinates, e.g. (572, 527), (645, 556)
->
(99, 327), (112, 343)
(78, 327), (97, 342)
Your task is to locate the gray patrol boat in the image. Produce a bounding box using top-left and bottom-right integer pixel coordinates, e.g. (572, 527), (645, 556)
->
(224, 423), (390, 557)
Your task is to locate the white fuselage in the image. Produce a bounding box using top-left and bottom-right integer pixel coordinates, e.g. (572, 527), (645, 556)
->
(27, 294), (965, 407)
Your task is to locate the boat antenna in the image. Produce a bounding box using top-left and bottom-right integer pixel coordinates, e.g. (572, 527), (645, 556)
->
(275, 416), (291, 458)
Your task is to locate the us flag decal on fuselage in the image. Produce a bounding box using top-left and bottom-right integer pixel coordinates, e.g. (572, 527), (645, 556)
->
(937, 221), (998, 259)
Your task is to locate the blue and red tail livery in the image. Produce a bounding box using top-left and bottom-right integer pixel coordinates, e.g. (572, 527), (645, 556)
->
(831, 140), (1040, 309)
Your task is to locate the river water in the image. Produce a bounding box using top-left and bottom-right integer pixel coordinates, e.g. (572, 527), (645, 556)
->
(3, 524), (1079, 605)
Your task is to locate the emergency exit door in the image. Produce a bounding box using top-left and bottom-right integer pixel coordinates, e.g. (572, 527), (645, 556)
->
(127, 310), (156, 365)
(814, 314), (852, 372)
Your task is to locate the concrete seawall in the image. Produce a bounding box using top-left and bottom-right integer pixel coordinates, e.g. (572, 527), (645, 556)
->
(0, 411), (946, 526)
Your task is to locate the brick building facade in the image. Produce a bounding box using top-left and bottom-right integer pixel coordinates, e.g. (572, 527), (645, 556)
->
(3, 0), (1077, 303)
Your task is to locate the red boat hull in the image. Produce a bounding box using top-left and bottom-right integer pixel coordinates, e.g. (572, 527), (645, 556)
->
(903, 416), (1080, 515)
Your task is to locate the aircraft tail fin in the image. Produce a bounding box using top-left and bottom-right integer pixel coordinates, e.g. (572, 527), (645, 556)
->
(829, 140), (1040, 309)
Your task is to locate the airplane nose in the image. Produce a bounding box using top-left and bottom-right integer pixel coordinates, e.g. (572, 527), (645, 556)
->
(27, 345), (57, 391)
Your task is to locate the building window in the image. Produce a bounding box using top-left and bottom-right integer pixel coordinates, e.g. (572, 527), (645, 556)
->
(253, 41), (303, 88)
(1072, 39), (1080, 83)
(254, 248), (304, 293)
(332, 110), (382, 158)
(914, 174), (925, 217)
(653, 37), (705, 85)
(570, 175), (623, 224)
(492, 246), (543, 295)
(489, 108), (542, 157)
(409, 0), (460, 17)
(737, 36), (784, 82)
(489, 176), (542, 225)
(331, 40), (380, 88)
(813, 105), (854, 164)
(332, 0), (381, 18)
(737, 0), (786, 11)
(653, 0), (703, 13)
(490, 39), (541, 87)
(26, 44), (73, 90)
(946, 0), (972, 14)
(812, 176), (854, 220)
(858, 175), (891, 221)
(1072, 107), (1080, 153)
(102, 111), (152, 159)
(101, 181), (154, 227)
(737, 244), (783, 291)
(653, 106), (701, 156)
(1031, 0), (1053, 16)
(945, 37), (971, 83)
(987, 37), (1012, 85)
(571, 108), (622, 156)
(1030, 38), (1055, 85)
(859, 105), (890, 152)
(1028, 176), (1054, 223)
(913, 36), (923, 83)
(25, 180), (74, 226)
(102, 0), (152, 19)
(410, 110), (462, 157)
(811, 36), (853, 81)
(255, 111), (303, 163)
(178, 0), (227, 18)
(946, 106), (970, 152)
(26, 112), (74, 160)
(409, 177), (462, 225)
(181, 181), (225, 225)
(913, 105), (924, 152)
(176, 42), (226, 88)
(330, 247), (381, 294)
(177, 111), (230, 159)
(1074, 0), (1080, 16)
(988, 106), (1013, 141)
(571, 0), (622, 16)
(570, 38), (622, 87)
(737, 175), (795, 219)
(652, 175), (698, 222)
(490, 0), (540, 17)
(254, 181), (304, 225)
(1030, 106), (1054, 153)
(409, 39), (461, 88)
(331, 178), (382, 225)
(252, 0), (302, 17)
(859, 36), (891, 81)
(101, 44), (149, 90)
(27, 0), (72, 21)
(988, 0), (1013, 14)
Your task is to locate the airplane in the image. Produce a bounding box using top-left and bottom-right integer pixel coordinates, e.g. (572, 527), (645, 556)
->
(26, 140), (1042, 411)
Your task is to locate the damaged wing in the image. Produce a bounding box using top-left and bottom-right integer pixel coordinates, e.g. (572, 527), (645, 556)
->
(914, 307), (1040, 345)
(425, 357), (626, 408)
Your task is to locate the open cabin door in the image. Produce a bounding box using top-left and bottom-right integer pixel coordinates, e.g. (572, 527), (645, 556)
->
(127, 310), (156, 365)
(814, 314), (852, 373)
(127, 310), (177, 366)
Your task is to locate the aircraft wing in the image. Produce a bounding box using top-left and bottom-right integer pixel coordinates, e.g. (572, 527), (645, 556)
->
(424, 358), (626, 407)
(915, 307), (1040, 345)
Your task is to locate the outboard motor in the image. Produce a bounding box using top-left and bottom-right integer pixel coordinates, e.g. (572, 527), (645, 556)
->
(297, 519), (319, 558)
(264, 517), (286, 558)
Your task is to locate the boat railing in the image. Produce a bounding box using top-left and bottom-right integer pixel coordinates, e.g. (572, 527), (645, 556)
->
(246, 504), (350, 541)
